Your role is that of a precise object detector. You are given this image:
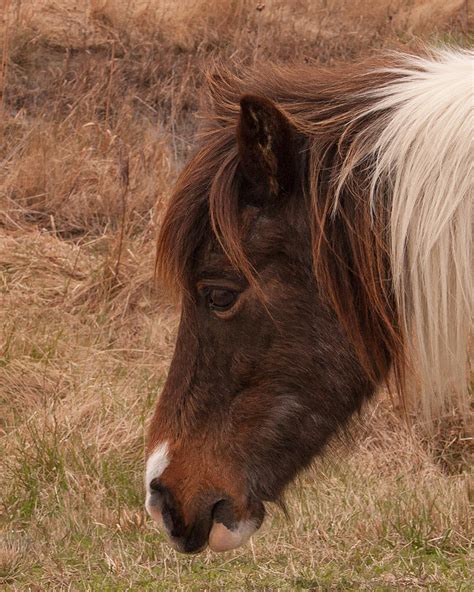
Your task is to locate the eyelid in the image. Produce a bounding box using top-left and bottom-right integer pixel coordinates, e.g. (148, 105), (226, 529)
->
(196, 279), (244, 293)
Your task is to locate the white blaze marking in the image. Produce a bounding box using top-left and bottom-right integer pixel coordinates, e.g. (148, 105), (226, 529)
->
(145, 441), (170, 521)
(145, 441), (170, 487)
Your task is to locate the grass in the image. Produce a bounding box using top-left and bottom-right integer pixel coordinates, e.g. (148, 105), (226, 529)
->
(0, 1), (472, 590)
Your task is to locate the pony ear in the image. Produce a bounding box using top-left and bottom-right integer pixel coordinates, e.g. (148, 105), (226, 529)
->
(237, 95), (296, 199)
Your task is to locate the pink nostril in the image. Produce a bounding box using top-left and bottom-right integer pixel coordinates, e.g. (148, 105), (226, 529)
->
(208, 498), (262, 552)
(208, 520), (258, 552)
(145, 479), (167, 530)
(148, 505), (165, 528)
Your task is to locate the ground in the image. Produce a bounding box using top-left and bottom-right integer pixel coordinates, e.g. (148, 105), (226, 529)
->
(0, 1), (472, 590)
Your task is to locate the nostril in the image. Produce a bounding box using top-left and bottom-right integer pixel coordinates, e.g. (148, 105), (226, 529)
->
(149, 478), (163, 493)
(162, 502), (186, 539)
(147, 481), (186, 539)
(211, 498), (236, 530)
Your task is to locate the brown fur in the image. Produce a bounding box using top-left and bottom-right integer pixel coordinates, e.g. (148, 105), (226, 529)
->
(156, 58), (405, 387)
(148, 57), (419, 553)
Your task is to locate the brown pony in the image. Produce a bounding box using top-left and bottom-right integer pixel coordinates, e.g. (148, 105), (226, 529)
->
(145, 49), (472, 553)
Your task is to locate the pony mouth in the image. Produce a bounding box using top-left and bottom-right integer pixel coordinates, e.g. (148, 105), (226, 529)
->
(167, 518), (261, 554)
(146, 493), (265, 553)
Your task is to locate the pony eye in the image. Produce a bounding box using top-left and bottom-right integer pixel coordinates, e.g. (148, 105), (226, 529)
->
(207, 289), (238, 312)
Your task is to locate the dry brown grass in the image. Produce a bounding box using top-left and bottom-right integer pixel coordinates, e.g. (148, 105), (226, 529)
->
(1, 1), (472, 590)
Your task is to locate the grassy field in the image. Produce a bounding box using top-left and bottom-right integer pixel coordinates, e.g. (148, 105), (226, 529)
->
(1, 1), (472, 590)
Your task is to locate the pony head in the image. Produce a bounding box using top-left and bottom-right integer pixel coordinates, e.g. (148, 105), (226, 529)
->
(146, 52), (472, 553)
(145, 88), (380, 553)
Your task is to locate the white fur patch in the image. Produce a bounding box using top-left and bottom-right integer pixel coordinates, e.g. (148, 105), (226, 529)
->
(145, 441), (170, 487)
(145, 441), (170, 521)
(336, 48), (473, 420)
(208, 519), (258, 552)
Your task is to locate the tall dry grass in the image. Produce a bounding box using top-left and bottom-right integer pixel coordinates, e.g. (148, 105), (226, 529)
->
(0, 1), (472, 590)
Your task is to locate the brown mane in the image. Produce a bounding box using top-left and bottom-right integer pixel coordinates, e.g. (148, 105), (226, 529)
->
(156, 57), (412, 397)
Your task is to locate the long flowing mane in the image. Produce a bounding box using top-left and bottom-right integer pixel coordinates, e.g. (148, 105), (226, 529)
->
(157, 48), (472, 422)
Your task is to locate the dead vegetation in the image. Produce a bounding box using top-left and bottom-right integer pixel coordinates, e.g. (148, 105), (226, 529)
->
(0, 1), (472, 590)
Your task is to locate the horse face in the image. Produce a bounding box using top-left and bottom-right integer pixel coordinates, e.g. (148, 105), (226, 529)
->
(146, 96), (372, 553)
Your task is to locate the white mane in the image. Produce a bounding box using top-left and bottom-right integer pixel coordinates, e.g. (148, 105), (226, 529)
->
(362, 49), (472, 419)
